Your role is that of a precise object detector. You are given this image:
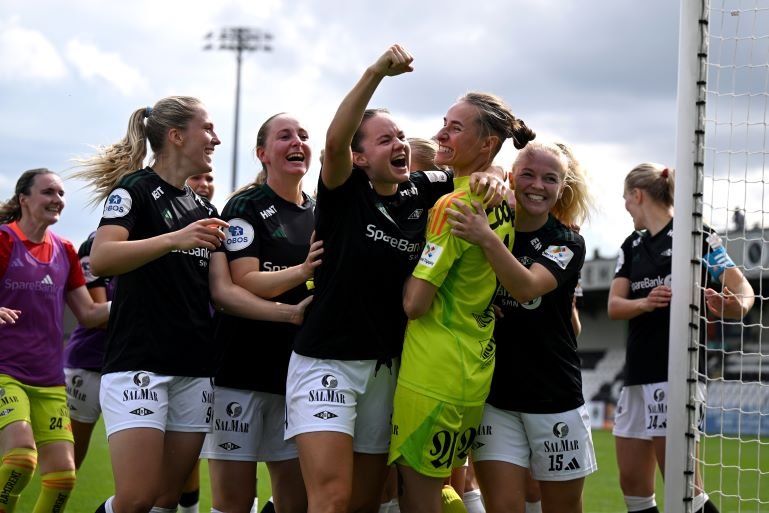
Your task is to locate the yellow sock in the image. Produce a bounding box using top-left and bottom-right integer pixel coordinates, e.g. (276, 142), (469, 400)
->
(32, 470), (76, 513)
(0, 447), (37, 513)
(442, 485), (468, 513)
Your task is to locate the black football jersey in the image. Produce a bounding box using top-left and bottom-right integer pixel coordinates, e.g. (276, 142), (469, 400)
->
(294, 168), (453, 361)
(214, 184), (315, 393)
(99, 168), (218, 376)
(614, 219), (712, 385)
(488, 216), (586, 413)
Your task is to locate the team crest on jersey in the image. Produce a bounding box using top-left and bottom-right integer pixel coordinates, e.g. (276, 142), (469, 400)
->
(543, 245), (574, 270)
(224, 218), (255, 252)
(419, 243), (444, 267)
(103, 188), (132, 218)
(423, 171), (448, 183)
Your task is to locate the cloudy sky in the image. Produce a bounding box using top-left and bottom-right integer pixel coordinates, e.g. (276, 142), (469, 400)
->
(0, 0), (692, 257)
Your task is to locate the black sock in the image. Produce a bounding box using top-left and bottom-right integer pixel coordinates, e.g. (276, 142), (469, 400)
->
(697, 499), (720, 513)
(179, 489), (200, 507)
(94, 501), (107, 513)
(260, 498), (276, 513)
(631, 508), (660, 513)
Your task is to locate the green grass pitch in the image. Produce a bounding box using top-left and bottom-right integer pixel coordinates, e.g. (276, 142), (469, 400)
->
(15, 424), (768, 512)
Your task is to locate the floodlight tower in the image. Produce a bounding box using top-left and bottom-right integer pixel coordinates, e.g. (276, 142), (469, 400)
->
(204, 28), (273, 191)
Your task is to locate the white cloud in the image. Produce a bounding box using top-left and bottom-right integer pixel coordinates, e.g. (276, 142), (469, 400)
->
(0, 18), (68, 82)
(65, 38), (148, 96)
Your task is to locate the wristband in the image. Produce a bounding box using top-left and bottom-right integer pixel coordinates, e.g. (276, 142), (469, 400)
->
(703, 245), (735, 280)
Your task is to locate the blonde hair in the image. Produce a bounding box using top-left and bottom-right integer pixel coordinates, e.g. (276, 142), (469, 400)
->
(512, 141), (592, 226)
(408, 137), (448, 171)
(73, 96), (204, 205)
(0, 168), (57, 224)
(624, 162), (674, 207)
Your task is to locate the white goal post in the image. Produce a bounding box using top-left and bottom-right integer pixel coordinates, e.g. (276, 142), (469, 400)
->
(667, 1), (768, 512)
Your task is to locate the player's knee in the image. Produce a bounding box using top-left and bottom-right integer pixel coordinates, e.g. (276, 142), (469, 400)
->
(0, 447), (38, 497)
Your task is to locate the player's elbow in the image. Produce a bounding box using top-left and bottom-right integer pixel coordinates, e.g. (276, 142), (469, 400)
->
(403, 295), (429, 320)
(607, 300), (623, 321)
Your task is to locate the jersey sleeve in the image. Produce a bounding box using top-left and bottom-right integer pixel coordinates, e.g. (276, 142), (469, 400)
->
(98, 181), (143, 233)
(534, 230), (585, 286)
(614, 234), (635, 279)
(314, 168), (364, 239)
(220, 191), (262, 262)
(77, 232), (106, 289)
(410, 170), (454, 207)
(412, 190), (471, 287)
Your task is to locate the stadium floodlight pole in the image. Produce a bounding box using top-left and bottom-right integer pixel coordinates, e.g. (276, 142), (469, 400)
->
(204, 28), (273, 192)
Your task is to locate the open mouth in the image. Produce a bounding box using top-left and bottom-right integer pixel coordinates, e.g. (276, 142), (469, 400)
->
(287, 152), (305, 162)
(391, 155), (407, 168)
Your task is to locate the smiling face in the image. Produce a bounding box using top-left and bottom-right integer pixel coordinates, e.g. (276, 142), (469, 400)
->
(353, 112), (411, 186)
(623, 187), (646, 230)
(434, 101), (490, 175)
(19, 172), (65, 227)
(257, 114), (311, 179)
(512, 149), (566, 222)
(187, 172), (215, 200)
(178, 106), (220, 176)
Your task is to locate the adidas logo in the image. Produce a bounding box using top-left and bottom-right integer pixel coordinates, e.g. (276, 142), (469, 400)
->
(40, 274), (53, 285)
(10, 258), (23, 267)
(272, 227), (287, 239)
(408, 209), (423, 220)
(565, 457), (581, 471)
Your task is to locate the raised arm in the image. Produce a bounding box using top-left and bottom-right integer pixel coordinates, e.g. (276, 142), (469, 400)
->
(322, 44), (413, 190)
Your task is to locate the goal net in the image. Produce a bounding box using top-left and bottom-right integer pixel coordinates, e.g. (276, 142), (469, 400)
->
(667, 1), (769, 512)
